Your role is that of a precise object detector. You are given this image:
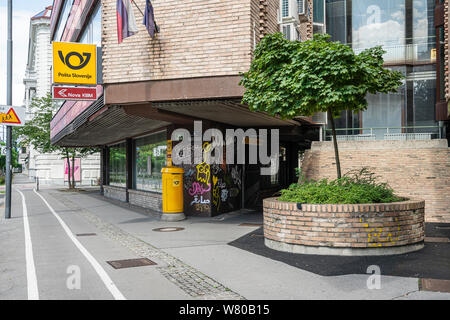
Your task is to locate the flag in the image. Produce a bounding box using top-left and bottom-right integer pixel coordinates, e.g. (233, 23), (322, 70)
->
(143, 0), (159, 38)
(116, 0), (139, 44)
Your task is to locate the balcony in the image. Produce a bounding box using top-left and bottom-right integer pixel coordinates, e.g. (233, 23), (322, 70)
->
(326, 125), (444, 142)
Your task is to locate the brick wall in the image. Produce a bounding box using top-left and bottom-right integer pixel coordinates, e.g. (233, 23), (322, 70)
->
(263, 197), (425, 254)
(301, 140), (450, 223)
(102, 0), (279, 84)
(298, 0), (313, 41)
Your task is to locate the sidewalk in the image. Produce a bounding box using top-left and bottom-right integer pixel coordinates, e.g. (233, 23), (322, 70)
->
(2, 182), (450, 300)
(39, 188), (450, 299)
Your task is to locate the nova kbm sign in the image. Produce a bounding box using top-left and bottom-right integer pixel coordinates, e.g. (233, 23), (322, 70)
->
(53, 42), (97, 85)
(0, 105), (25, 127)
(52, 86), (97, 101)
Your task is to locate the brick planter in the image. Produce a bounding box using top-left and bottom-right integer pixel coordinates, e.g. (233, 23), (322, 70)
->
(263, 197), (425, 256)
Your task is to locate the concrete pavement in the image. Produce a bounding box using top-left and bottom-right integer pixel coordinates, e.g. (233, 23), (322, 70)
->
(1, 175), (449, 300)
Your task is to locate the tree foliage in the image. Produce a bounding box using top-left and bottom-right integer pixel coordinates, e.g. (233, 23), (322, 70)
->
(240, 33), (403, 118)
(15, 93), (98, 188)
(240, 33), (404, 178)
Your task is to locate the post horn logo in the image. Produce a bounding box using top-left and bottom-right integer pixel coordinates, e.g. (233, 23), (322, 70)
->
(58, 51), (92, 70)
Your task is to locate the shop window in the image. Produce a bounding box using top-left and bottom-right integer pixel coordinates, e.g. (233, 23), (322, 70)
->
(134, 131), (167, 193)
(109, 142), (126, 187)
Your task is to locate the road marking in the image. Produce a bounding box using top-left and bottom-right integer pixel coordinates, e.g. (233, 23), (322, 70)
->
(16, 189), (39, 300)
(32, 189), (126, 300)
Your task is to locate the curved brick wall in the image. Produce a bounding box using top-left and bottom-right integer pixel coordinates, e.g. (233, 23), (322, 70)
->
(263, 197), (425, 256)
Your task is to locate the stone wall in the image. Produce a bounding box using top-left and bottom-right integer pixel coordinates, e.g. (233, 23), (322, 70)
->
(128, 189), (163, 212)
(104, 185), (127, 202)
(263, 197), (425, 256)
(301, 140), (450, 223)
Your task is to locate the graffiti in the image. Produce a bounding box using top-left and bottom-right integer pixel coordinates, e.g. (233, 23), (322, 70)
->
(196, 162), (210, 185)
(221, 189), (229, 202)
(186, 168), (195, 177)
(229, 187), (239, 198)
(212, 176), (221, 211)
(188, 182), (211, 196)
(192, 203), (210, 213)
(361, 217), (400, 247)
(231, 166), (241, 187)
(211, 164), (222, 175)
(190, 195), (211, 206)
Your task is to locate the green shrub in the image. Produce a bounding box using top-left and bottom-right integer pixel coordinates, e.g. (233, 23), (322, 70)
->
(280, 168), (404, 204)
(0, 175), (5, 186)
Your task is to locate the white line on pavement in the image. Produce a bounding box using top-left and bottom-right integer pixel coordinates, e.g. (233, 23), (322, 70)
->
(16, 189), (39, 300)
(32, 189), (126, 300)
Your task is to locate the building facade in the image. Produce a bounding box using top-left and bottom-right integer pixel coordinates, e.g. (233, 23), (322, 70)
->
(49, 0), (449, 219)
(321, 0), (449, 140)
(50, 0), (318, 216)
(435, 0), (449, 128)
(23, 4), (101, 186)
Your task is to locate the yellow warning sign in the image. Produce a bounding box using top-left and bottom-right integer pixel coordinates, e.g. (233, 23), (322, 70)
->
(53, 42), (97, 85)
(0, 106), (25, 126)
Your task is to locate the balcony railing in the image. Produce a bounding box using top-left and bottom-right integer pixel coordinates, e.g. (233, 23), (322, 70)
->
(351, 42), (436, 65)
(324, 125), (444, 142)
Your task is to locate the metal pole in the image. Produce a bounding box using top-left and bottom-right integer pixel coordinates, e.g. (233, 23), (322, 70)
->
(5, 0), (13, 219)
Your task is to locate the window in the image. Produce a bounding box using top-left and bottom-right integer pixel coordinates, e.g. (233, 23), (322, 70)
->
(313, 0), (325, 34)
(134, 131), (167, 193)
(297, 0), (305, 14)
(352, 0), (405, 59)
(326, 0), (346, 42)
(54, 0), (73, 41)
(80, 3), (101, 46)
(282, 24), (291, 40)
(313, 0), (325, 23)
(109, 142), (126, 187)
(413, 0), (435, 63)
(282, 0), (289, 17)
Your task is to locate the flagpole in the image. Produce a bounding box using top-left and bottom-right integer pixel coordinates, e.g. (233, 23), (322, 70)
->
(131, 0), (145, 17)
(131, 0), (159, 34)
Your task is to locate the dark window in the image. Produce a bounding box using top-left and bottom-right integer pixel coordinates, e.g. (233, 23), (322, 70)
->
(109, 142), (126, 187)
(326, 0), (346, 42)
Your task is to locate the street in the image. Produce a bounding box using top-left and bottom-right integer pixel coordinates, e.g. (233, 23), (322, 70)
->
(1, 174), (449, 300)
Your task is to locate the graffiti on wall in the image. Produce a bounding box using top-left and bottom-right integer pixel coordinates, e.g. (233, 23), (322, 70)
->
(180, 140), (242, 216)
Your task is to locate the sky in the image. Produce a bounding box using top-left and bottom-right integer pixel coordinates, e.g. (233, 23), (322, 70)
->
(0, 0), (53, 107)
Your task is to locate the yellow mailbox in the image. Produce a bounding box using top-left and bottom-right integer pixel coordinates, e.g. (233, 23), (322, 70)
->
(161, 167), (184, 214)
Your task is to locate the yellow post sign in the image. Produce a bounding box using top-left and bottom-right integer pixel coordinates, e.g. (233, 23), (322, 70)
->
(53, 42), (97, 85)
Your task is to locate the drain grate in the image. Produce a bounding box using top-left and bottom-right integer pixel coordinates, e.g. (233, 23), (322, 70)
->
(152, 227), (184, 232)
(425, 237), (450, 243)
(107, 258), (157, 269)
(420, 279), (450, 293)
(239, 223), (263, 227)
(76, 233), (97, 237)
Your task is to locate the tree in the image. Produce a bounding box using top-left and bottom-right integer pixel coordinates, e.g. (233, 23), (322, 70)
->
(240, 33), (404, 178)
(15, 94), (98, 189)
